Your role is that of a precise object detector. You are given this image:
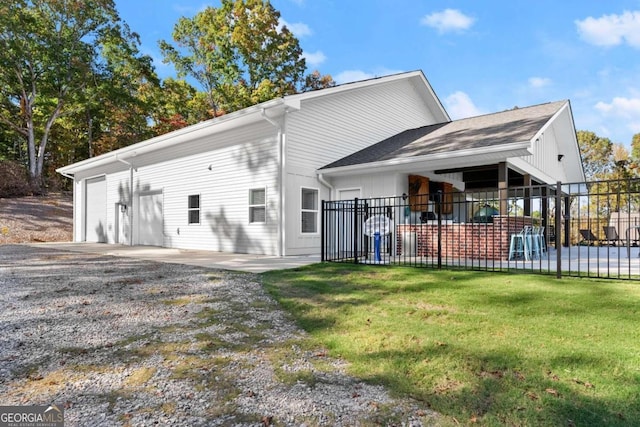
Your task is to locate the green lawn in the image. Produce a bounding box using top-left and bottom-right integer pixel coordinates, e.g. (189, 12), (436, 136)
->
(262, 264), (640, 426)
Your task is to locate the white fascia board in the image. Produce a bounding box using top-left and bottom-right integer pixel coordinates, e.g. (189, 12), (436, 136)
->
(285, 70), (450, 122)
(285, 71), (425, 103)
(57, 98), (287, 175)
(530, 101), (568, 143)
(318, 141), (532, 177)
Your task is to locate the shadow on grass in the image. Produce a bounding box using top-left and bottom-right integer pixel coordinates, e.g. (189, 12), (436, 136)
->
(357, 345), (638, 426)
(262, 263), (640, 426)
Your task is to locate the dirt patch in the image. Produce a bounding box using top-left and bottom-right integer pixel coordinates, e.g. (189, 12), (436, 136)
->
(0, 193), (72, 243)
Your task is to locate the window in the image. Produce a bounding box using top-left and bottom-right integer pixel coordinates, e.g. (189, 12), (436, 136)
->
(188, 194), (200, 224)
(249, 188), (266, 223)
(301, 187), (318, 233)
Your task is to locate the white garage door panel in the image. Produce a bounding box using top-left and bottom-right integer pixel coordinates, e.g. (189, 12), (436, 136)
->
(138, 192), (163, 246)
(85, 176), (107, 242)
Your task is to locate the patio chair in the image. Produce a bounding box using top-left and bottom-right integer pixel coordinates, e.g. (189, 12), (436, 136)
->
(602, 226), (621, 246)
(579, 229), (601, 246)
(531, 226), (547, 259)
(509, 226), (532, 261)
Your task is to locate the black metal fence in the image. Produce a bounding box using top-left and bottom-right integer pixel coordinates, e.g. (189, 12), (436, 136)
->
(321, 178), (640, 280)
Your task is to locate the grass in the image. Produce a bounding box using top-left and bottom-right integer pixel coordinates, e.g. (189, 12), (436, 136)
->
(262, 263), (640, 426)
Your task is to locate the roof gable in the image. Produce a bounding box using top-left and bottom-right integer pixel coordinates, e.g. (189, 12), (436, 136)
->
(321, 100), (568, 170)
(58, 70), (448, 176)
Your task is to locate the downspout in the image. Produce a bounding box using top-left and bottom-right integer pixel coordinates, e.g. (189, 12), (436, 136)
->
(261, 108), (285, 257)
(115, 154), (134, 246)
(317, 173), (334, 200)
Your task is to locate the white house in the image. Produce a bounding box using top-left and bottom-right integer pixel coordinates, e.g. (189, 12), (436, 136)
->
(57, 70), (584, 256)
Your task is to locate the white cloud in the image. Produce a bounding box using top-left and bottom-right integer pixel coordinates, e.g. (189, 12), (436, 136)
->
(444, 91), (485, 119)
(528, 77), (552, 88)
(595, 97), (640, 118)
(595, 97), (640, 137)
(303, 50), (326, 67)
(420, 9), (475, 34)
(576, 11), (640, 48)
(279, 18), (312, 37)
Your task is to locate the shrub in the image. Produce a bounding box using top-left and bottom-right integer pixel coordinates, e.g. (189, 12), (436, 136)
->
(0, 160), (32, 198)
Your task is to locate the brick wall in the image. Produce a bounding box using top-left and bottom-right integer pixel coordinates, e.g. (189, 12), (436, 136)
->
(397, 216), (534, 260)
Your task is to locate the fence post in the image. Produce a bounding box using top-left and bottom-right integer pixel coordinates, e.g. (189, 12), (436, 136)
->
(354, 198), (359, 264)
(436, 190), (442, 269)
(556, 181), (562, 279)
(321, 200), (326, 262)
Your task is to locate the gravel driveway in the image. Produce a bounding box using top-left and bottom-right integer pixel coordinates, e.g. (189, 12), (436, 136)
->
(0, 245), (436, 426)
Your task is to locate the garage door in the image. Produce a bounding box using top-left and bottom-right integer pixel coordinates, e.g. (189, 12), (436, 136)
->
(137, 191), (163, 246)
(85, 176), (107, 242)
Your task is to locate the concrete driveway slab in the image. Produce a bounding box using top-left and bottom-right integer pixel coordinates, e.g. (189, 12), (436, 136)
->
(27, 242), (320, 273)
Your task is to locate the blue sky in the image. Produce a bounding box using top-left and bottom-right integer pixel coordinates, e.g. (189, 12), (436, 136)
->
(114, 0), (640, 147)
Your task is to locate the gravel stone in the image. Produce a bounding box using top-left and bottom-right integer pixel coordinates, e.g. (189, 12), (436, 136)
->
(0, 245), (438, 426)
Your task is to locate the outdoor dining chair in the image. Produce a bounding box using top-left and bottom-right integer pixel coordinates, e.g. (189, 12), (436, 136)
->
(602, 226), (621, 246)
(579, 229), (601, 246)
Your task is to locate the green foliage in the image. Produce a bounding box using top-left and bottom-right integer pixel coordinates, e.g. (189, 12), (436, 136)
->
(577, 130), (613, 181)
(0, 0), (157, 190)
(263, 264), (640, 426)
(159, 0), (307, 114)
(303, 70), (336, 92)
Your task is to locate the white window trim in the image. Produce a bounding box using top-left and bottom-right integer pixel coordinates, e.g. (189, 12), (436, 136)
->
(188, 194), (201, 225)
(249, 187), (267, 224)
(300, 186), (320, 235)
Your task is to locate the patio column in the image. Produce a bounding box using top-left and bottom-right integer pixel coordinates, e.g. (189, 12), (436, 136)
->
(498, 162), (508, 215)
(541, 185), (549, 244)
(564, 194), (570, 247)
(523, 174), (531, 216)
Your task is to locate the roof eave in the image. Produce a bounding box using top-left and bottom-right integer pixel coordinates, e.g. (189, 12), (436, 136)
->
(318, 141), (532, 177)
(57, 98), (288, 176)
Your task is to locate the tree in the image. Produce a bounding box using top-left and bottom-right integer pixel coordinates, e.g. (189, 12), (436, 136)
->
(141, 78), (213, 135)
(303, 70), (336, 92)
(159, 0), (307, 115)
(577, 130), (613, 181)
(0, 0), (152, 191)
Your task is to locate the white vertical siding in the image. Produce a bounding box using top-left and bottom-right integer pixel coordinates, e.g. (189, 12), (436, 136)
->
(332, 173), (403, 199)
(519, 124), (567, 183)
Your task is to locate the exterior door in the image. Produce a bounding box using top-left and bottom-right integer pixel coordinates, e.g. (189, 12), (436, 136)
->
(137, 191), (163, 246)
(331, 189), (361, 258)
(85, 176), (107, 242)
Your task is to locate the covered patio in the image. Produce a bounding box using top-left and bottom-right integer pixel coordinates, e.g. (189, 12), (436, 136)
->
(322, 176), (640, 280)
(318, 100), (586, 266)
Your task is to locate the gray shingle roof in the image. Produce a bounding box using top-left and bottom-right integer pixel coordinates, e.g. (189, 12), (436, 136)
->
(320, 100), (567, 170)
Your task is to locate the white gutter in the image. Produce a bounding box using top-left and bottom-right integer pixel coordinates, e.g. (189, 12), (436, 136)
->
(319, 140), (532, 177)
(57, 98), (287, 176)
(115, 154), (134, 246)
(317, 173), (334, 200)
(261, 108), (285, 257)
